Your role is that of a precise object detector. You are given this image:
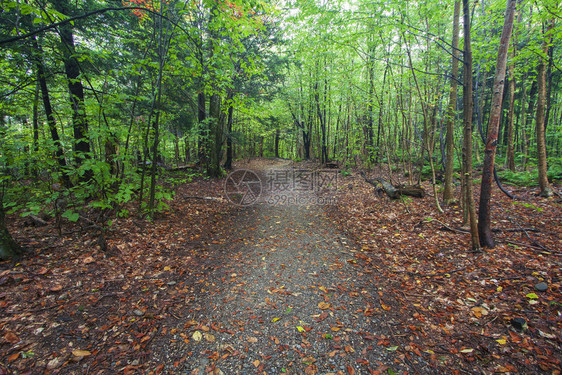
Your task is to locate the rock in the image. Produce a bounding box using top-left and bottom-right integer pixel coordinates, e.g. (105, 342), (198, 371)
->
(133, 309), (144, 317)
(511, 317), (527, 330)
(535, 282), (548, 292)
(167, 281), (177, 286)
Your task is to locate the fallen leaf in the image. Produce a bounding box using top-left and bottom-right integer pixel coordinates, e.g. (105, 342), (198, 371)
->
(4, 332), (19, 344)
(318, 302), (330, 310)
(204, 333), (215, 342)
(72, 350), (91, 357)
(192, 331), (202, 342)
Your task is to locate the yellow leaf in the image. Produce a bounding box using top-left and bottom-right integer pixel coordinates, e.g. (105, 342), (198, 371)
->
(192, 331), (202, 342)
(497, 286), (503, 292)
(272, 317), (281, 323)
(318, 302), (330, 310)
(72, 350), (91, 357)
(496, 338), (507, 345)
(297, 326), (305, 332)
(164, 266), (171, 271)
(204, 333), (215, 342)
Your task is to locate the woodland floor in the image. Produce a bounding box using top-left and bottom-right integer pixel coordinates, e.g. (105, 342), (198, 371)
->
(0, 158), (560, 375)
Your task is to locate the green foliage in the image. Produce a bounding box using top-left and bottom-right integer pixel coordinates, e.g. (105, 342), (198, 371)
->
(511, 201), (543, 213)
(547, 158), (562, 181)
(497, 169), (538, 186)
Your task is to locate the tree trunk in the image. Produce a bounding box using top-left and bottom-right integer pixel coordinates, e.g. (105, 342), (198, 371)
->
(32, 80), (40, 154)
(462, 0), (480, 251)
(33, 38), (71, 187)
(505, 66), (516, 170)
(52, 0), (91, 177)
(207, 93), (223, 177)
(505, 8), (521, 171)
(224, 102), (234, 170)
(0, 200), (23, 260)
(274, 128), (280, 158)
(536, 20), (553, 197)
(478, 0), (516, 248)
(443, 0), (461, 205)
(197, 91), (207, 165)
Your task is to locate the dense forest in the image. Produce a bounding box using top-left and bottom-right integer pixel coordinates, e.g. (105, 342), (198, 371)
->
(1, 0), (561, 259)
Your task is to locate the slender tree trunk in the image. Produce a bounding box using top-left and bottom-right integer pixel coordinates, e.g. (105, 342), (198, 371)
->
(197, 91), (207, 164)
(274, 128), (280, 159)
(536, 20), (553, 197)
(224, 101), (234, 170)
(32, 80), (40, 154)
(462, 0), (480, 251)
(33, 38), (71, 187)
(504, 6), (523, 172)
(207, 93), (223, 177)
(505, 59), (516, 170)
(52, 0), (91, 176)
(478, 0), (516, 248)
(443, 0), (461, 204)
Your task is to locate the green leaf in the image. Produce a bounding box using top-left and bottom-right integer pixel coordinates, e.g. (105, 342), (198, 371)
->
(386, 346), (399, 351)
(525, 293), (538, 299)
(62, 210), (79, 222)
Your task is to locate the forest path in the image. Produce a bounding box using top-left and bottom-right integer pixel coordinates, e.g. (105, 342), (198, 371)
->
(152, 159), (410, 374)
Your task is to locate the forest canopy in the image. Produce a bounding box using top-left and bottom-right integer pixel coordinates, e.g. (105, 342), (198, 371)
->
(0, 0), (561, 257)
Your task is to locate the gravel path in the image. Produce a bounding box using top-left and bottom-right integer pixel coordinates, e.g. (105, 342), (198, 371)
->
(153, 161), (409, 374)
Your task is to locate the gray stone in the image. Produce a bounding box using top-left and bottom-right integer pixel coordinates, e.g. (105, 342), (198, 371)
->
(535, 282), (548, 292)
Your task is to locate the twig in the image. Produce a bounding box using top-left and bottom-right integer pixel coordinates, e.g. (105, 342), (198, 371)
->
(502, 240), (561, 256)
(508, 217), (552, 253)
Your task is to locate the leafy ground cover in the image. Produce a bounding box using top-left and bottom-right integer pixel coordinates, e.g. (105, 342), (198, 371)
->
(328, 168), (561, 374)
(0, 158), (560, 374)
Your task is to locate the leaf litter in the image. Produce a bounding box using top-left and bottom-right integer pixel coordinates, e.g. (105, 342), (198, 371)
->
(0, 158), (559, 374)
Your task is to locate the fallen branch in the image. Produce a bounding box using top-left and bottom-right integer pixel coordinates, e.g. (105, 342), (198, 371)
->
(359, 171), (425, 199)
(184, 196), (224, 201)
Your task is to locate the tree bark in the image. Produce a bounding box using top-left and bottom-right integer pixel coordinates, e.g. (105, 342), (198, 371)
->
(536, 20), (553, 197)
(462, 0), (480, 251)
(443, 0), (461, 205)
(274, 128), (280, 158)
(0, 199), (23, 260)
(52, 0), (91, 177)
(478, 0), (516, 248)
(224, 101), (234, 170)
(33, 38), (71, 187)
(207, 93), (223, 177)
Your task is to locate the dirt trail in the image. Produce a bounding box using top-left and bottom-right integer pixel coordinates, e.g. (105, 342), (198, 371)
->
(152, 160), (412, 374)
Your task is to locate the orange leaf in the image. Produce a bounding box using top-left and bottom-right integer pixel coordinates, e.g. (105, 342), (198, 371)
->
(318, 302), (330, 310)
(4, 332), (19, 344)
